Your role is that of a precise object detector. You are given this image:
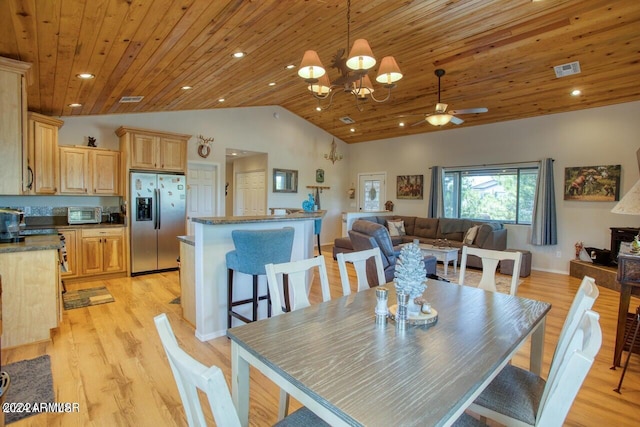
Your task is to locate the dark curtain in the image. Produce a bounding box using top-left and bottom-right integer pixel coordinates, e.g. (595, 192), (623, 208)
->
(531, 158), (557, 245)
(428, 166), (443, 218)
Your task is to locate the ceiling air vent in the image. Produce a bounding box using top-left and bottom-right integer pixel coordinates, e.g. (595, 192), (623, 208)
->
(339, 116), (355, 124)
(553, 61), (581, 78)
(119, 95), (144, 103)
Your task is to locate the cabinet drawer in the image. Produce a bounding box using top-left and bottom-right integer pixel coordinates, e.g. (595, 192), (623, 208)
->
(81, 228), (124, 238)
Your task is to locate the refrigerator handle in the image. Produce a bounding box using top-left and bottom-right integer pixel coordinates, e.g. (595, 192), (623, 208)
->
(153, 188), (158, 230)
(157, 188), (161, 230)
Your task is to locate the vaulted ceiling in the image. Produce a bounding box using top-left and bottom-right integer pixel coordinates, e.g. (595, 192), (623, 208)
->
(1, 0), (639, 143)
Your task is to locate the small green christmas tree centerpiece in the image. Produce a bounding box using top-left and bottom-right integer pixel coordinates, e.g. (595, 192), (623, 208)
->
(394, 243), (427, 316)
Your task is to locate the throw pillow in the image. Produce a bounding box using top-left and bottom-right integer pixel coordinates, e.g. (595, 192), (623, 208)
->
(463, 225), (479, 245)
(387, 220), (406, 237)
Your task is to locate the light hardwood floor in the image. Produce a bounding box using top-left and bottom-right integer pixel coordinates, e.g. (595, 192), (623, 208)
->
(3, 248), (640, 426)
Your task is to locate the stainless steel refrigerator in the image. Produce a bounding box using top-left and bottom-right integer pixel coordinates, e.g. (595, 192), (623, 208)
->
(130, 172), (186, 275)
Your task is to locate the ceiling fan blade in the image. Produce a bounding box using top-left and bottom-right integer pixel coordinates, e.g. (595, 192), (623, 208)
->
(450, 116), (464, 125)
(449, 107), (488, 115)
(410, 119), (427, 127)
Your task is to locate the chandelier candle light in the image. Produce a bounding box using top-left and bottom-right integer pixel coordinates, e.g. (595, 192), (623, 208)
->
(298, 0), (403, 111)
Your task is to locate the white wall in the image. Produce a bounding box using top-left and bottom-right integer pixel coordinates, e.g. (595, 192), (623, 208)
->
(58, 106), (350, 245)
(347, 101), (640, 273)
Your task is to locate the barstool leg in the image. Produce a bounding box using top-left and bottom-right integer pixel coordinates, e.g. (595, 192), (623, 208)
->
(252, 275), (259, 322)
(317, 234), (322, 255)
(227, 269), (234, 329)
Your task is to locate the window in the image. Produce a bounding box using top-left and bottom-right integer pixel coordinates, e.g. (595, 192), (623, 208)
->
(443, 166), (538, 224)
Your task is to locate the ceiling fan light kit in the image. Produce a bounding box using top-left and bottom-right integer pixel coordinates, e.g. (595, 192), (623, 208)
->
(297, 0), (403, 111)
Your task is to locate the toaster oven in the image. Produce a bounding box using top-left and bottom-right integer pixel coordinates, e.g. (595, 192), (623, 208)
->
(67, 207), (102, 224)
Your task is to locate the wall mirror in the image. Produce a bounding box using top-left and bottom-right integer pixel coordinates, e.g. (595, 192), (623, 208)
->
(273, 168), (298, 193)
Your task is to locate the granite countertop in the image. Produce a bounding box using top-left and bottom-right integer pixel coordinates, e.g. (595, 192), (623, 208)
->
(192, 210), (325, 225)
(177, 235), (195, 246)
(0, 235), (62, 254)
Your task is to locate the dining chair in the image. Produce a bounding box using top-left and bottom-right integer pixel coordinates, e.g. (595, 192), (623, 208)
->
(226, 227), (295, 329)
(468, 309), (602, 427)
(265, 255), (332, 419)
(459, 246), (522, 295)
(265, 255), (331, 315)
(154, 313), (327, 427)
(336, 247), (386, 295)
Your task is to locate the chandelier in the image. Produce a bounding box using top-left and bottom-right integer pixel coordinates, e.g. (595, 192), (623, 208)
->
(325, 138), (343, 164)
(298, 0), (403, 111)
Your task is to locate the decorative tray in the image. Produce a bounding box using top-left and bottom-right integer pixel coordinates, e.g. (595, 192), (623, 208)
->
(388, 304), (438, 326)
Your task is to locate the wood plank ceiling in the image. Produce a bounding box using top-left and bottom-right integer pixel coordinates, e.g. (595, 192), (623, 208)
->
(1, 0), (639, 144)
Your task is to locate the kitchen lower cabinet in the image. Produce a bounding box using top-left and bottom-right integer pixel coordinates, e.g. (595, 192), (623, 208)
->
(80, 228), (125, 276)
(60, 229), (78, 278)
(0, 248), (60, 348)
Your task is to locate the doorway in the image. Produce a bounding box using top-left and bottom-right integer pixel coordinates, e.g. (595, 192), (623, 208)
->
(235, 170), (266, 216)
(186, 162), (218, 234)
(358, 172), (386, 211)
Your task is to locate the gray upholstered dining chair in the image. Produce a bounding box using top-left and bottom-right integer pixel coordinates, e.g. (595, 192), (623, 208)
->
(226, 227), (295, 329)
(348, 220), (436, 286)
(154, 313), (327, 427)
(468, 308), (602, 427)
(459, 246), (522, 295)
(336, 247), (386, 295)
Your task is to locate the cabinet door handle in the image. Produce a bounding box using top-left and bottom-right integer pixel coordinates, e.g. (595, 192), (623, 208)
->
(27, 166), (33, 190)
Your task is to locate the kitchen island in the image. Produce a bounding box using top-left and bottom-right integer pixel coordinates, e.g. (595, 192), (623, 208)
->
(191, 211), (324, 341)
(0, 235), (62, 348)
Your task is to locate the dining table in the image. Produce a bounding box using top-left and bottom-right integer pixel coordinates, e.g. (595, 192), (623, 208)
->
(228, 279), (551, 427)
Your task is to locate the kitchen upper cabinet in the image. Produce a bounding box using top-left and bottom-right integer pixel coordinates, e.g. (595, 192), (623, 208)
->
(80, 228), (125, 276)
(59, 147), (89, 194)
(116, 126), (190, 173)
(59, 146), (120, 195)
(27, 112), (64, 194)
(0, 57), (30, 195)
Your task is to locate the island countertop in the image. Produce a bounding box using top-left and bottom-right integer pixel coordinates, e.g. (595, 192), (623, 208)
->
(0, 235), (62, 254)
(192, 210), (324, 225)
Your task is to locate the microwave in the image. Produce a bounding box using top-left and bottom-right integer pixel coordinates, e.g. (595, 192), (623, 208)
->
(67, 207), (102, 224)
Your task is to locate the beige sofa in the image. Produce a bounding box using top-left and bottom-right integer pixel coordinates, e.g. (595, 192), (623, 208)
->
(333, 215), (507, 269)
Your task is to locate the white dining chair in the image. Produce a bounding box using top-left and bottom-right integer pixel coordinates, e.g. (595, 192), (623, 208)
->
(154, 313), (327, 427)
(265, 255), (332, 420)
(336, 248), (386, 295)
(459, 246), (522, 295)
(266, 255), (331, 315)
(468, 309), (602, 427)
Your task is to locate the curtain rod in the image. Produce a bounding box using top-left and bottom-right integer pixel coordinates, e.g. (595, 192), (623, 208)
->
(429, 159), (554, 169)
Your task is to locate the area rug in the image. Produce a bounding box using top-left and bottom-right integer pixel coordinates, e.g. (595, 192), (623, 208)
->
(63, 286), (114, 310)
(434, 264), (518, 295)
(2, 355), (54, 424)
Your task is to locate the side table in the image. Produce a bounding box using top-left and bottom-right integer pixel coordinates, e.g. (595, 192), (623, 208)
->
(613, 252), (640, 367)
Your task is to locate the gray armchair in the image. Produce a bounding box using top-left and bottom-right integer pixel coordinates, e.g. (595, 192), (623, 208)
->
(349, 220), (436, 286)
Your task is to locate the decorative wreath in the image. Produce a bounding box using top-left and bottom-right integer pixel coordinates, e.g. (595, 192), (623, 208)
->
(197, 144), (211, 158)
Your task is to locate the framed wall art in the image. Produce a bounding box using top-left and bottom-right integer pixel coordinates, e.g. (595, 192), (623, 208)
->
(564, 164), (620, 201)
(397, 175), (424, 200)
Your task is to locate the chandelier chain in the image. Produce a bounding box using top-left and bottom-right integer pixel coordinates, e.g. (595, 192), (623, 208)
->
(346, 0), (351, 53)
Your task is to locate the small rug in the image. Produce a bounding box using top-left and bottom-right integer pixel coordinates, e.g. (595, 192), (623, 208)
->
(63, 286), (114, 310)
(435, 264), (518, 294)
(2, 355), (54, 424)
(169, 296), (181, 304)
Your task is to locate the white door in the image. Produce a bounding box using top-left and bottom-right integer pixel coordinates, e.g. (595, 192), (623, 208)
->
(235, 171), (266, 216)
(186, 162), (217, 234)
(358, 172), (386, 211)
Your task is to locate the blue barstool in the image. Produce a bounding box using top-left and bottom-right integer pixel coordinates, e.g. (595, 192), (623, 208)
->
(226, 227), (295, 329)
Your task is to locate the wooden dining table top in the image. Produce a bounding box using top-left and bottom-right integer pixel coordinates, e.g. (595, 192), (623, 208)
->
(228, 280), (551, 426)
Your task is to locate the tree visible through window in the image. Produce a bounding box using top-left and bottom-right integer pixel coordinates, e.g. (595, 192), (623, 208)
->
(443, 167), (538, 224)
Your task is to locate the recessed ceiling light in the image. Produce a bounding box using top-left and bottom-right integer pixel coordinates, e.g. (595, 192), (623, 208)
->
(231, 152), (238, 156)
(350, 128), (355, 133)
(76, 73), (95, 79)
(285, 64), (295, 70)
(232, 52), (245, 58)
(181, 86), (193, 90)
(218, 98), (225, 103)
(571, 89), (582, 96)
(68, 103), (82, 108)
(399, 122), (405, 127)
(268, 82), (276, 87)
(315, 106), (322, 111)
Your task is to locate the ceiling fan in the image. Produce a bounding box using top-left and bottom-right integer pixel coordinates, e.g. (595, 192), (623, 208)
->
(410, 69), (488, 127)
